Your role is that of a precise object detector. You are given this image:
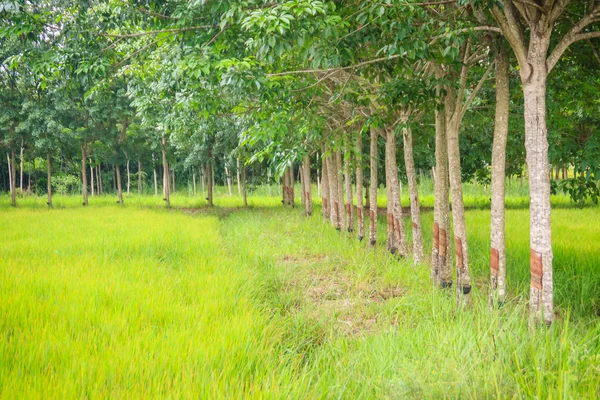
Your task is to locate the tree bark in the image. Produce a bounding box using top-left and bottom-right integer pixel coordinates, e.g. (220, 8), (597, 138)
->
(432, 103), (451, 287)
(138, 161), (143, 194)
(116, 164), (123, 205)
(446, 94), (472, 306)
(81, 144), (88, 206)
(288, 164), (296, 208)
(384, 128), (407, 256)
(152, 154), (158, 196)
(90, 163), (95, 197)
(42, 152), (51, 208)
(344, 138), (353, 232)
(207, 162), (214, 206)
(403, 125), (424, 264)
(237, 158), (242, 196)
(303, 155), (312, 216)
(242, 165), (248, 207)
(19, 139), (23, 193)
(369, 126), (379, 246)
(193, 169), (197, 196)
(356, 131), (365, 241)
(225, 165), (232, 196)
(172, 169), (175, 194)
(161, 136), (170, 207)
(9, 151), (16, 206)
(126, 159), (131, 195)
(490, 44), (510, 308)
(523, 40), (553, 326)
(320, 146), (330, 219)
(98, 165), (103, 195)
(336, 150), (346, 230)
(327, 150), (340, 229)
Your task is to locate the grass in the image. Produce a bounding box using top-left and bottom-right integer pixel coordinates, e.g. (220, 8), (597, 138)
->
(1, 185), (599, 398)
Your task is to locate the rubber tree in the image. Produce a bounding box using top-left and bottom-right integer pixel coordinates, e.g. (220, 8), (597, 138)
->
(481, 0), (600, 325)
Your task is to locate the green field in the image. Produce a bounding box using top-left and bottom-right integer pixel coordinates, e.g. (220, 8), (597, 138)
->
(1, 191), (600, 398)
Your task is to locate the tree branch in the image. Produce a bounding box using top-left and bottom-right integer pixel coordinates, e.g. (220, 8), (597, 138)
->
(100, 25), (214, 38)
(547, 3), (600, 73)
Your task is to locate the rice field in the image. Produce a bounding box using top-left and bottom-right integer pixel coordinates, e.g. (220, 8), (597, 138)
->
(1, 187), (599, 398)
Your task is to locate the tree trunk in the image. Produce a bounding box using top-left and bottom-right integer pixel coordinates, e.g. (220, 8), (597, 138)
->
(138, 161), (143, 194)
(356, 132), (365, 241)
(46, 153), (52, 207)
(81, 144), (88, 206)
(207, 162), (214, 206)
(327, 151), (340, 229)
(152, 154), (158, 196)
(446, 105), (471, 306)
(369, 126), (379, 246)
(523, 49), (553, 326)
(403, 125), (424, 264)
(98, 165), (103, 195)
(289, 164), (296, 208)
(432, 103), (451, 287)
(385, 128), (407, 256)
(90, 163), (95, 197)
(193, 169), (197, 196)
(300, 163), (306, 207)
(320, 146), (330, 219)
(225, 165), (232, 196)
(172, 169), (175, 194)
(237, 158), (242, 196)
(336, 150), (346, 230)
(9, 151), (16, 206)
(267, 168), (271, 196)
(490, 44), (510, 308)
(116, 164), (123, 205)
(19, 139), (23, 193)
(344, 138), (353, 232)
(303, 155), (312, 216)
(161, 137), (170, 207)
(242, 165), (247, 207)
(126, 159), (131, 195)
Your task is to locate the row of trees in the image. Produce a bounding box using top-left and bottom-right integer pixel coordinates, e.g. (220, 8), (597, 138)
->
(2, 1), (599, 325)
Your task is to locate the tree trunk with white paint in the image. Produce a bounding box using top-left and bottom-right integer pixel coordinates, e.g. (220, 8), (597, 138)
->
(116, 164), (123, 205)
(490, 44), (509, 308)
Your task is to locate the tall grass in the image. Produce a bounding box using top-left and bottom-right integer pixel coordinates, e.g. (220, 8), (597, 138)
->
(1, 187), (599, 398)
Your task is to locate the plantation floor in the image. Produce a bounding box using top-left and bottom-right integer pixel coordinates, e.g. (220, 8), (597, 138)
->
(1, 202), (599, 398)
